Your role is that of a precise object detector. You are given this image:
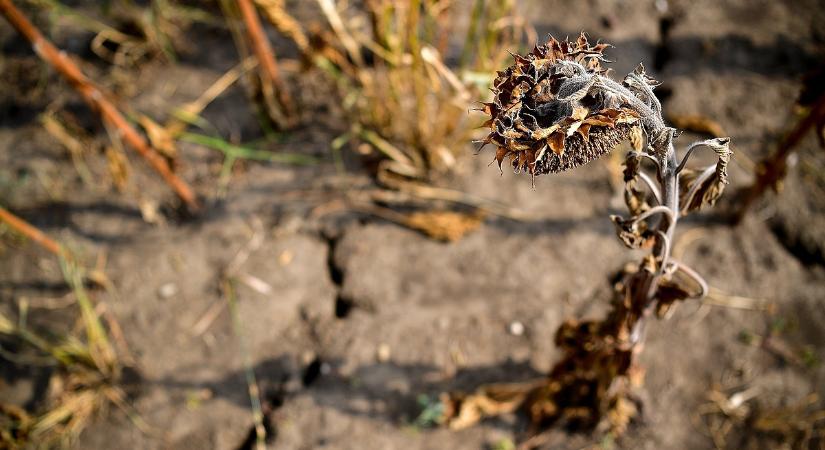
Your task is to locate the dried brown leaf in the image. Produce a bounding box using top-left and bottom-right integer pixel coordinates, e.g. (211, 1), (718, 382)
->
(680, 138), (732, 213)
(655, 267), (706, 317)
(610, 215), (654, 249)
(442, 381), (539, 430)
(404, 210), (485, 242)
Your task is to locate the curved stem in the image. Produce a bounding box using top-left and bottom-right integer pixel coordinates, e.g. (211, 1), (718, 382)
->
(636, 151), (661, 168)
(630, 204), (674, 228)
(637, 171), (662, 205)
(669, 259), (709, 299)
(675, 140), (721, 174)
(654, 230), (671, 277)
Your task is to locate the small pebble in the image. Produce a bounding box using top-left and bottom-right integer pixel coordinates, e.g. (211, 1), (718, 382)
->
(158, 282), (178, 299)
(279, 249), (294, 266)
(377, 343), (391, 362)
(508, 320), (525, 336)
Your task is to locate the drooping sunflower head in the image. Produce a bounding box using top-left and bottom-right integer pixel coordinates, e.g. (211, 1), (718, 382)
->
(480, 33), (641, 177)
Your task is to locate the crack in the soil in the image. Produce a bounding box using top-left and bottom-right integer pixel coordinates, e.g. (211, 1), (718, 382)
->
(235, 378), (288, 450)
(324, 233), (355, 319)
(302, 356), (323, 387)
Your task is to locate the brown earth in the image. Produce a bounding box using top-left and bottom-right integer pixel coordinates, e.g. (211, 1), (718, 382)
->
(1, 0), (824, 449)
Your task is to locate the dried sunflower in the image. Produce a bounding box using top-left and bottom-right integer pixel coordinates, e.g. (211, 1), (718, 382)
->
(480, 33), (645, 178)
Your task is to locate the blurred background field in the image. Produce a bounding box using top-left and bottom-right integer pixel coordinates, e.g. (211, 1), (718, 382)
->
(1, 0), (824, 448)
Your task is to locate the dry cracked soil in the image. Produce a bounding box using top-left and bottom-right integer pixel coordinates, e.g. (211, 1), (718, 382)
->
(1, 0), (825, 449)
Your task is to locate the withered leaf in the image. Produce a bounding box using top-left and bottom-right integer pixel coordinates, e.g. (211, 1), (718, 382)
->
(623, 151), (642, 182)
(494, 146), (508, 170)
(610, 215), (655, 249)
(442, 381), (540, 430)
(655, 264), (706, 317)
(624, 181), (650, 216)
(575, 123), (592, 142)
(622, 151), (650, 215)
(680, 138), (732, 214)
(583, 114), (616, 127)
(405, 210), (485, 242)
(655, 278), (693, 318)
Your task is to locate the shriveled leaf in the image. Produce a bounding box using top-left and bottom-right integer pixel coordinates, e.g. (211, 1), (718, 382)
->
(494, 146), (508, 170)
(624, 181), (650, 216)
(610, 215), (654, 249)
(655, 265), (706, 317)
(680, 138), (732, 214)
(441, 381), (539, 430)
(404, 210), (485, 242)
(655, 279), (693, 318)
(622, 151), (650, 215)
(623, 151), (642, 183)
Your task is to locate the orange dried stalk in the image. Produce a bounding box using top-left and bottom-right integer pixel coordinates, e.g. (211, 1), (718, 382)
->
(0, 0), (200, 211)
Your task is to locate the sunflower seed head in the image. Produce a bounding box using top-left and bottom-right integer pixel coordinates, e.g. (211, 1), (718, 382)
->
(481, 33), (644, 177)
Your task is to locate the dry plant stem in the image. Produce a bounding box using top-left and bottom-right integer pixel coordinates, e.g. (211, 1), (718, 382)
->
(0, 205), (67, 259)
(735, 93), (825, 222)
(236, 0), (294, 117)
(630, 135), (679, 344)
(0, 0), (200, 212)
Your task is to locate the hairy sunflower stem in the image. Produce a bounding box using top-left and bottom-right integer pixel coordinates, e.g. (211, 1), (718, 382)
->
(629, 131), (679, 346)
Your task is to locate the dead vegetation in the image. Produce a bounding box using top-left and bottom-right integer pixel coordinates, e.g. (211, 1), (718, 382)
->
(440, 33), (733, 439)
(0, 1), (823, 449)
(257, 0), (536, 181)
(0, 260), (134, 448)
